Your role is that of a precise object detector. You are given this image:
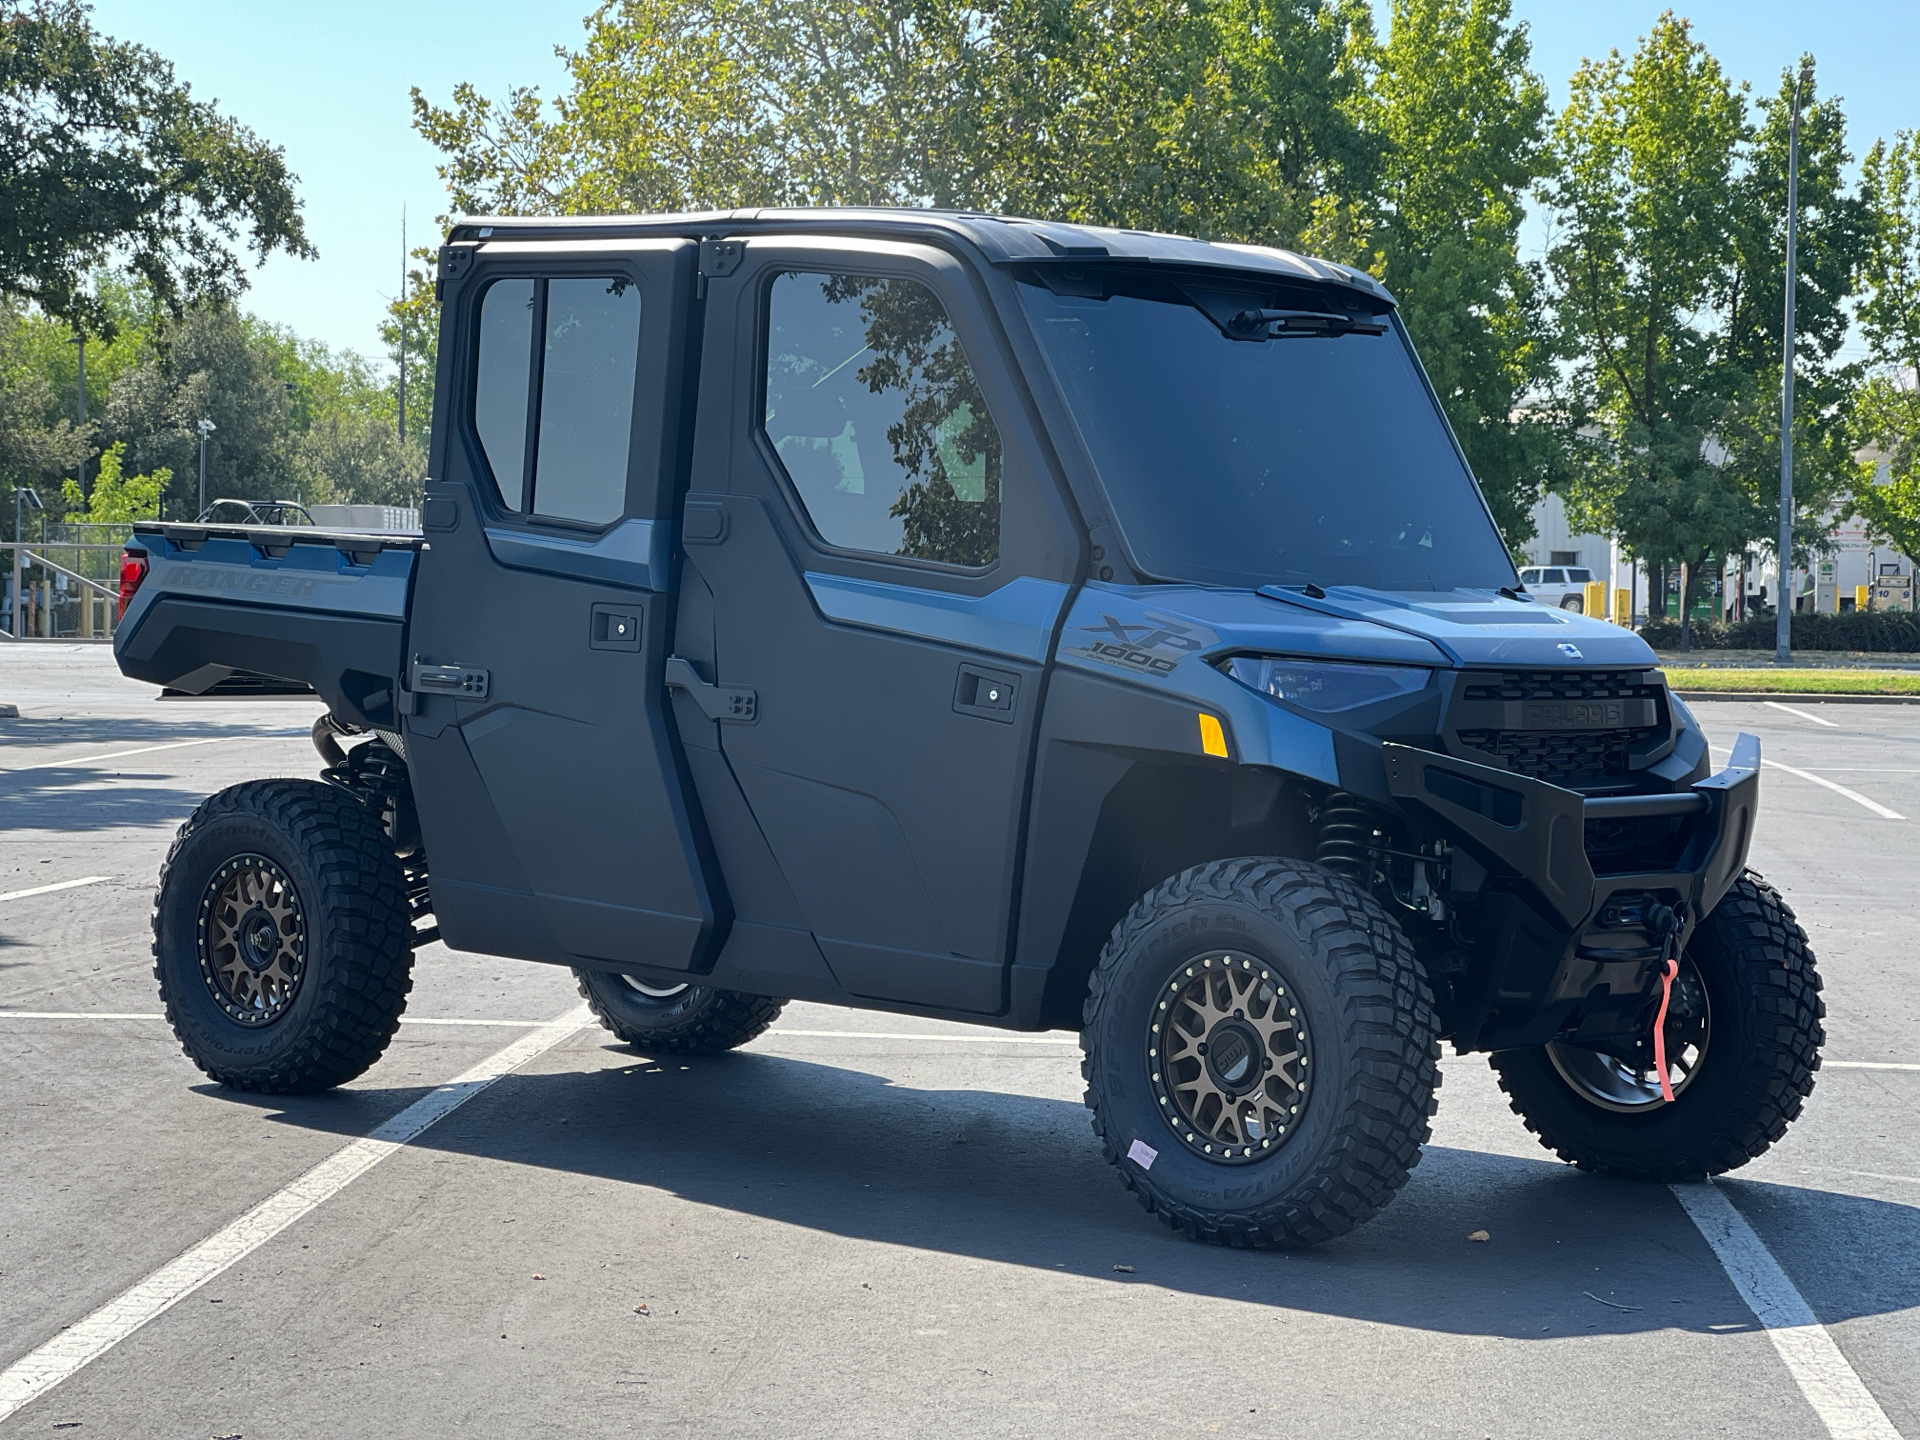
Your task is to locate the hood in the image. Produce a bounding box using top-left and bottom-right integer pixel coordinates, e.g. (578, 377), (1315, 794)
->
(1252, 585), (1658, 668)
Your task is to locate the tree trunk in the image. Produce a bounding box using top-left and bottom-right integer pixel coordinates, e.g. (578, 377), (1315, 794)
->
(1649, 562), (1667, 620)
(1678, 562), (1693, 651)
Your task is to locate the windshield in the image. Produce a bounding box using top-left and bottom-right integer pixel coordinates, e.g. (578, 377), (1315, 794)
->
(1018, 273), (1516, 592)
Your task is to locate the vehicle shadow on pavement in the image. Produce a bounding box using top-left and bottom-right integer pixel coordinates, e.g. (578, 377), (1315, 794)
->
(235, 1042), (1920, 1339)
(0, 774), (228, 832)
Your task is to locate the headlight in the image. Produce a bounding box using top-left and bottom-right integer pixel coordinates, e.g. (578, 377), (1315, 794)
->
(1224, 657), (1432, 713)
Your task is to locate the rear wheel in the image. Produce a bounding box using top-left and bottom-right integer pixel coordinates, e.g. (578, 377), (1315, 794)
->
(1081, 857), (1440, 1248)
(153, 780), (413, 1092)
(1560, 594), (1585, 613)
(1490, 873), (1823, 1180)
(574, 969), (785, 1053)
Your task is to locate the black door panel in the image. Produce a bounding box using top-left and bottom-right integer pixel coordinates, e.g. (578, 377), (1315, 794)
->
(409, 239), (723, 971)
(681, 238), (1079, 1015)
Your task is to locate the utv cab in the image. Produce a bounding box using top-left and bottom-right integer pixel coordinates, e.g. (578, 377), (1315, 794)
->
(115, 209), (1822, 1248)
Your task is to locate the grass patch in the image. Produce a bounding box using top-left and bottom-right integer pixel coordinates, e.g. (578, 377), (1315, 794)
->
(1663, 668), (1920, 695)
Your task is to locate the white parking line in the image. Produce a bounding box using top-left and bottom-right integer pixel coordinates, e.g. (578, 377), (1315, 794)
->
(1823, 1060), (1920, 1072)
(0, 1004), (593, 1424)
(0, 876), (111, 904)
(1764, 701), (1841, 728)
(1672, 1180), (1901, 1440)
(0, 732), (304, 775)
(1762, 759), (1906, 820)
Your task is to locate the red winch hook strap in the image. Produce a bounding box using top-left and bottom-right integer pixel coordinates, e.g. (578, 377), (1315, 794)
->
(1651, 938), (1680, 1103)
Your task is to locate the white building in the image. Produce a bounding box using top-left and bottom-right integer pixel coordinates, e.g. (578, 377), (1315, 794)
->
(1517, 460), (1915, 623)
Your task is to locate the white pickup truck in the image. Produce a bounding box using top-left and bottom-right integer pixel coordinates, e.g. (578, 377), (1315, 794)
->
(1518, 564), (1596, 611)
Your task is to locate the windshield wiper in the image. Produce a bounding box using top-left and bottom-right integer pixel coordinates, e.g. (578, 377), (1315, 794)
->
(1227, 308), (1387, 339)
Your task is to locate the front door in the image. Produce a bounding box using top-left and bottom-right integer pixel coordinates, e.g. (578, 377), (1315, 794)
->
(407, 238), (725, 971)
(679, 238), (1078, 1014)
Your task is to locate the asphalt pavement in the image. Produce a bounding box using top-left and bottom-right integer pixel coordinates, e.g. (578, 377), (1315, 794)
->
(1, 647), (1916, 1439)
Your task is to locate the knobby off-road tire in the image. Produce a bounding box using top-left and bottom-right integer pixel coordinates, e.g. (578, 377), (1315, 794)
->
(1081, 857), (1441, 1248)
(574, 969), (785, 1054)
(1490, 872), (1823, 1181)
(153, 779), (413, 1093)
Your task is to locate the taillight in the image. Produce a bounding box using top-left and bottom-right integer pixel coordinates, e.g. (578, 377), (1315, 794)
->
(118, 549), (148, 620)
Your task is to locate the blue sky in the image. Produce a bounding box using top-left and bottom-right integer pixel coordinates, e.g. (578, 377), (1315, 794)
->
(89, 0), (1920, 364)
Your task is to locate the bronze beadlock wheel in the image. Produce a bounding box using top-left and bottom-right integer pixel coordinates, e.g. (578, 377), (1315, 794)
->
(198, 854), (307, 1026)
(1150, 951), (1312, 1163)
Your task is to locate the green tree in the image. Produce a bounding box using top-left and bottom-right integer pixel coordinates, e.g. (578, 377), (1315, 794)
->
(1707, 61), (1868, 585)
(409, 0), (1379, 242)
(1540, 14), (1757, 644)
(0, 300), (87, 520)
(0, 1), (313, 337)
(58, 438), (165, 520)
(1364, 0), (1552, 549)
(1849, 131), (1920, 560)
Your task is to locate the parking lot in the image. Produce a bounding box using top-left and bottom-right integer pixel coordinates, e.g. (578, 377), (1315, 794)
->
(1, 646), (1916, 1439)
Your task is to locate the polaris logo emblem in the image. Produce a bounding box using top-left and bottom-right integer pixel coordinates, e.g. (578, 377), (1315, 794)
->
(1557, 643), (1583, 658)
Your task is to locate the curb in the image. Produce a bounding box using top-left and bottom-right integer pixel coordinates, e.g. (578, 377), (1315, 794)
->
(1673, 690), (1920, 705)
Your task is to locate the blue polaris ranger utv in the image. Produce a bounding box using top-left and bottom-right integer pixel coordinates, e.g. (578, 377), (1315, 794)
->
(114, 210), (1822, 1247)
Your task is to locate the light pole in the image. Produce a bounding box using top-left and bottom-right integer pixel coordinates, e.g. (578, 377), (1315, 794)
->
(196, 418), (217, 519)
(11, 486), (44, 640)
(1775, 60), (1814, 665)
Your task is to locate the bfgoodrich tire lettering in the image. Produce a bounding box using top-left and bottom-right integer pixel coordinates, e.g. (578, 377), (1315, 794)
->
(1490, 872), (1823, 1180)
(153, 780), (414, 1093)
(1081, 857), (1441, 1248)
(575, 968), (786, 1054)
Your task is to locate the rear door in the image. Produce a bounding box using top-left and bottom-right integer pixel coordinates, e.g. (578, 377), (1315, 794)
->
(677, 236), (1080, 1014)
(407, 238), (726, 971)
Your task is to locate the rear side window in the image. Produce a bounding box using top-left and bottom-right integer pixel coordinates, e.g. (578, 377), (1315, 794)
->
(762, 271), (1002, 567)
(1568, 569), (1593, 583)
(1542, 569), (1566, 584)
(471, 275), (642, 526)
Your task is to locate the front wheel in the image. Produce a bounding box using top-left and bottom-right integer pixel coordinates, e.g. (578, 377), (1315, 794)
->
(1490, 873), (1824, 1180)
(574, 969), (786, 1053)
(1081, 857), (1440, 1248)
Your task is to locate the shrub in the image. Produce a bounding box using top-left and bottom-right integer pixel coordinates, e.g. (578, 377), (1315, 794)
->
(1639, 611), (1920, 652)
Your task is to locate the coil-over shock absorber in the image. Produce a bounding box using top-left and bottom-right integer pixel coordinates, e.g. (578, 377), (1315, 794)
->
(1314, 791), (1380, 881)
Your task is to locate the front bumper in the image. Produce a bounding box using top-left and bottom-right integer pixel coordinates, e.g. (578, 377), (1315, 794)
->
(1381, 734), (1760, 1051)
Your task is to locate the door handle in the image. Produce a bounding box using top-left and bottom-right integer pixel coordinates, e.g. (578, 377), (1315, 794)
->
(953, 663), (1017, 723)
(665, 656), (757, 723)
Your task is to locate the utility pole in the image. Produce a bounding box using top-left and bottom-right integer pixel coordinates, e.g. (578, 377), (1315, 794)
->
(75, 334), (87, 497)
(197, 418), (217, 518)
(1775, 60), (1813, 666)
(398, 207), (407, 446)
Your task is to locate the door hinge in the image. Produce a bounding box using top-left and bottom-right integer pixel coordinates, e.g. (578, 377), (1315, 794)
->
(699, 238), (745, 278)
(410, 655), (490, 701)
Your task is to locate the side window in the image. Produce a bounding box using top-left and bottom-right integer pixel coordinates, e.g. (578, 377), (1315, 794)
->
(474, 280), (534, 512)
(1542, 569), (1566, 584)
(471, 275), (642, 525)
(1519, 569), (1540, 584)
(762, 271), (1002, 567)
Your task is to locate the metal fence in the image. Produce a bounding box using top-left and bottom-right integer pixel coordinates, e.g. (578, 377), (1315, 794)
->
(2, 542), (125, 642)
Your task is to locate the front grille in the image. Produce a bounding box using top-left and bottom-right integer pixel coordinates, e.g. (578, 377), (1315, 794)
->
(1450, 669), (1665, 787)
(1460, 670), (1662, 703)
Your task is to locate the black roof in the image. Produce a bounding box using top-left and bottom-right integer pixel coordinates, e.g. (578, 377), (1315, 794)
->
(448, 207), (1395, 307)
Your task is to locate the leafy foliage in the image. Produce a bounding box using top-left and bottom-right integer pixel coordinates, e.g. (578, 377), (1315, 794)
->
(1362, 0), (1552, 547)
(1539, 19), (1871, 641)
(0, 1), (313, 336)
(59, 439), (164, 520)
(1849, 132), (1920, 562)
